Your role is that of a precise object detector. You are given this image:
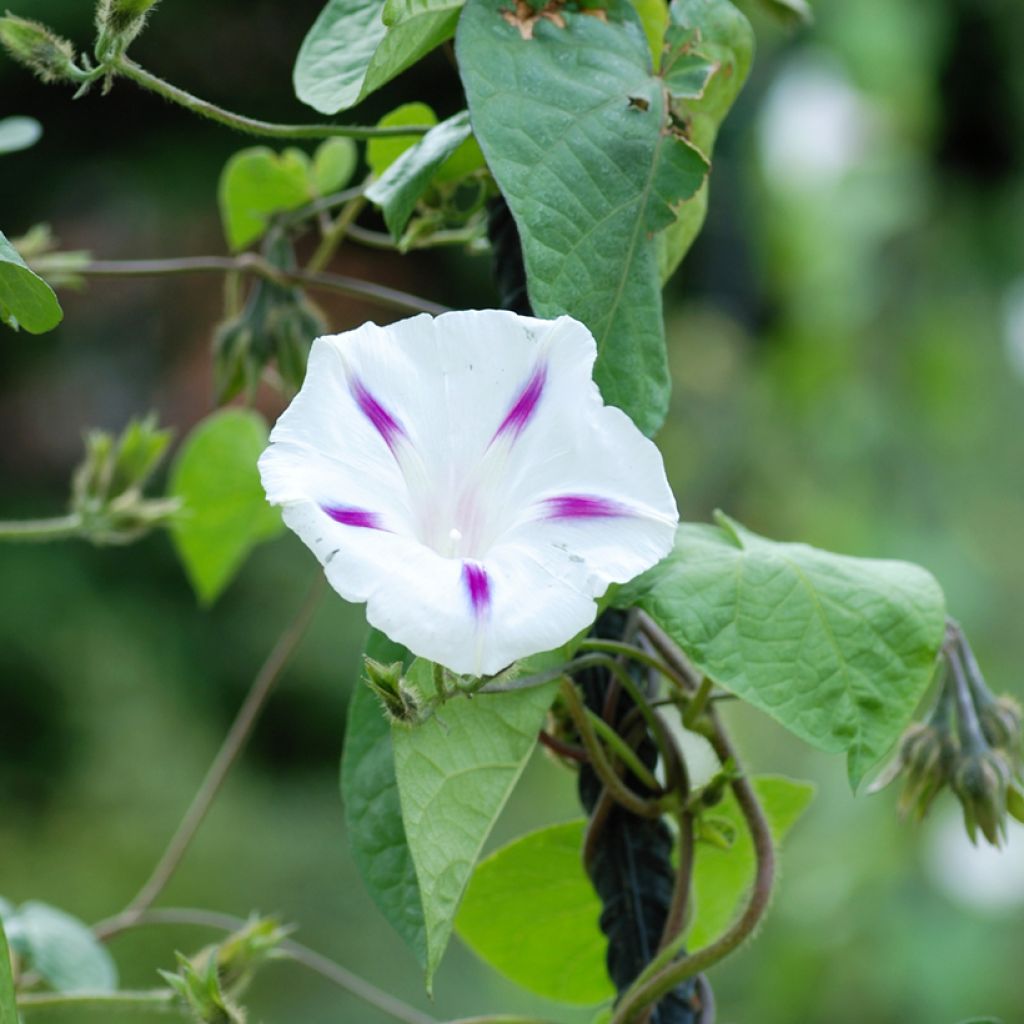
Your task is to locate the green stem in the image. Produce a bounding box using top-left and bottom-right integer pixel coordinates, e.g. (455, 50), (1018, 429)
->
(682, 676), (713, 730)
(577, 638), (681, 687)
(17, 990), (181, 1017)
(307, 196), (368, 273)
(0, 513), (82, 542)
(49, 254), (448, 317)
(116, 59), (431, 140)
(586, 709), (661, 792)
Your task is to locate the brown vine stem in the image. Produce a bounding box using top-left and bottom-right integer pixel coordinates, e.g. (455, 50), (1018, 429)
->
(92, 908), (437, 1024)
(44, 254), (449, 317)
(107, 576), (325, 928)
(609, 656), (775, 1024)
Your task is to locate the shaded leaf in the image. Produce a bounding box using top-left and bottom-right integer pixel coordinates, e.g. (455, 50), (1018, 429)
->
(169, 409), (283, 605)
(0, 229), (62, 334)
(0, 115), (41, 155)
(312, 137), (358, 195)
(366, 111), (474, 237)
(294, 0), (461, 115)
(457, 0), (708, 435)
(393, 661), (558, 987)
(341, 630), (427, 967)
(367, 102), (439, 178)
(618, 514), (947, 786)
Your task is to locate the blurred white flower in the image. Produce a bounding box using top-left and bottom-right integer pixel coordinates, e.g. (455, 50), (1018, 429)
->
(259, 310), (678, 675)
(924, 810), (1024, 913)
(758, 55), (875, 190)
(1002, 278), (1024, 381)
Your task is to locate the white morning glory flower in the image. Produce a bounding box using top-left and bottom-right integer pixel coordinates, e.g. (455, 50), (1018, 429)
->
(258, 310), (678, 676)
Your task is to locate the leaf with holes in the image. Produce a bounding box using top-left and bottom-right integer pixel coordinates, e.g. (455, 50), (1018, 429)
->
(393, 660), (558, 988)
(618, 514), (946, 787)
(341, 629), (426, 967)
(457, 0), (708, 436)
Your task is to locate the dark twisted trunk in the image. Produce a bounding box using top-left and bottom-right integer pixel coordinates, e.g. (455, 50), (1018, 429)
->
(487, 199), (709, 1023)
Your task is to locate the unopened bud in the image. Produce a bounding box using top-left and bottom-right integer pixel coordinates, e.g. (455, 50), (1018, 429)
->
(364, 657), (420, 724)
(0, 15), (81, 84)
(952, 747), (1012, 847)
(896, 722), (957, 822)
(160, 952), (245, 1024)
(978, 695), (1023, 760)
(212, 916), (290, 995)
(95, 0), (160, 57)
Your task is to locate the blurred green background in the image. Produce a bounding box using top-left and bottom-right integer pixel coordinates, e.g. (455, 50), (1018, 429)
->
(2, 0), (1024, 1021)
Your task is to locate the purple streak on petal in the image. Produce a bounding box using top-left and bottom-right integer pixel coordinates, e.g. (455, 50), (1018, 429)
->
(351, 376), (405, 452)
(462, 561), (491, 619)
(541, 495), (631, 520)
(493, 363), (547, 443)
(322, 504), (386, 530)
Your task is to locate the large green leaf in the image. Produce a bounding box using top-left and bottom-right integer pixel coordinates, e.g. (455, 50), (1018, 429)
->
(0, 918), (15, 1024)
(0, 115), (41, 155)
(688, 776), (814, 946)
(341, 630), (427, 967)
(366, 111), (474, 237)
(169, 409), (283, 605)
(4, 902), (117, 993)
(294, 0), (461, 115)
(457, 821), (614, 1005)
(392, 662), (558, 987)
(656, 0), (754, 281)
(455, 777), (813, 1002)
(0, 230), (62, 334)
(457, 0), (708, 436)
(618, 514), (947, 786)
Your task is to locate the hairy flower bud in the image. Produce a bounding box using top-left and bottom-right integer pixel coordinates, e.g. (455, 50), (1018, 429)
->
(978, 695), (1023, 761)
(95, 0), (160, 57)
(896, 721), (957, 822)
(952, 747), (1012, 847)
(363, 657), (420, 724)
(0, 15), (81, 84)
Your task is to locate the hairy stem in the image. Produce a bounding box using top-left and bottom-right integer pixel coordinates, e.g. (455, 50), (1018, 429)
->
(17, 990), (181, 1017)
(0, 513), (83, 542)
(92, 908), (437, 1024)
(113, 577), (325, 924)
(115, 59), (431, 141)
(45, 254), (448, 316)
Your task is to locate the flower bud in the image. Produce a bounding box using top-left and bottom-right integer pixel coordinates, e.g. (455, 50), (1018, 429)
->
(364, 657), (420, 724)
(95, 0), (160, 57)
(160, 952), (245, 1024)
(896, 721), (957, 822)
(952, 747), (1012, 847)
(0, 15), (81, 85)
(978, 695), (1023, 760)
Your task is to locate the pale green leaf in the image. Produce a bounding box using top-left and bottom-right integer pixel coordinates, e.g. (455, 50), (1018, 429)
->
(0, 229), (62, 334)
(367, 103), (439, 178)
(218, 147), (311, 252)
(393, 662), (558, 987)
(688, 776), (815, 947)
(341, 630), (427, 967)
(0, 115), (41, 155)
(366, 111), (474, 237)
(9, 902), (117, 993)
(294, 0), (461, 115)
(631, 0), (668, 61)
(618, 514), (947, 787)
(169, 409), (283, 605)
(312, 137), (358, 195)
(0, 919), (15, 1024)
(457, 821), (614, 1005)
(656, 0), (754, 281)
(457, 0), (708, 435)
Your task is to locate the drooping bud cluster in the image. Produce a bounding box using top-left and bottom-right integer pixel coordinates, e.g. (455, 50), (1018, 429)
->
(874, 620), (1024, 847)
(214, 239), (326, 404)
(0, 15), (83, 85)
(71, 414), (180, 544)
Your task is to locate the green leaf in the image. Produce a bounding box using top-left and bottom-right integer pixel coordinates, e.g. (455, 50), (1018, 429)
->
(366, 111), (474, 238)
(218, 147), (311, 252)
(341, 630), (427, 967)
(457, 821), (614, 1005)
(455, 777), (813, 1002)
(618, 514), (947, 787)
(0, 229), (62, 334)
(631, 0), (669, 61)
(367, 103), (439, 178)
(312, 138), (358, 195)
(688, 776), (814, 947)
(757, 0), (813, 27)
(656, 0), (754, 281)
(393, 662), (558, 988)
(168, 409), (283, 605)
(7, 902), (117, 993)
(294, 0), (461, 115)
(457, 0), (708, 436)
(0, 919), (16, 1024)
(0, 115), (41, 155)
